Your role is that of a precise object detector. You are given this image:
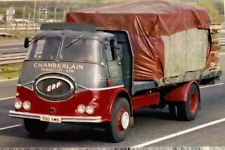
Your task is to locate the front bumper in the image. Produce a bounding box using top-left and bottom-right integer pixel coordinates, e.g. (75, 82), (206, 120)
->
(9, 110), (102, 123)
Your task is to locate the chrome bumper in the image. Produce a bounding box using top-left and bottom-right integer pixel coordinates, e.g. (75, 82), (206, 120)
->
(9, 110), (102, 123)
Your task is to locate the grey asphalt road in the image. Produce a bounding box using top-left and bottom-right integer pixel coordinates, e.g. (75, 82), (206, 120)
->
(0, 79), (17, 99)
(0, 51), (225, 147)
(0, 40), (26, 55)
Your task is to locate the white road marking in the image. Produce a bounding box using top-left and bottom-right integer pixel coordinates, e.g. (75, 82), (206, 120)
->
(0, 124), (22, 131)
(0, 96), (15, 101)
(0, 78), (18, 83)
(132, 118), (225, 148)
(200, 83), (224, 89)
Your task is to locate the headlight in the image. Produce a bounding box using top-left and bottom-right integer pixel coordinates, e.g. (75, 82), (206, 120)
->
(23, 101), (31, 110)
(14, 100), (22, 109)
(77, 104), (86, 114)
(86, 105), (94, 115)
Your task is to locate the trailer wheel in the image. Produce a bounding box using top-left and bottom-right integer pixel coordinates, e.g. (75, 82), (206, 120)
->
(24, 119), (49, 136)
(169, 83), (200, 121)
(106, 97), (130, 142)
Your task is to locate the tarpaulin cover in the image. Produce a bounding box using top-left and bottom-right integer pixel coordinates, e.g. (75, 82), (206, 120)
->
(66, 0), (211, 81)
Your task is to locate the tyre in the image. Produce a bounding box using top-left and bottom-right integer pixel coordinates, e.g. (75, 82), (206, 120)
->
(169, 104), (179, 119)
(24, 119), (49, 136)
(169, 83), (200, 121)
(106, 97), (131, 143)
(181, 83), (200, 121)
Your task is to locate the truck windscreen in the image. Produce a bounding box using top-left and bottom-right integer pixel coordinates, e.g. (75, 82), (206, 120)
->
(60, 38), (102, 64)
(27, 37), (103, 64)
(27, 37), (61, 61)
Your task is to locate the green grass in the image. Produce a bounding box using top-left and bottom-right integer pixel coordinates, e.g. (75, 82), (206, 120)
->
(0, 63), (22, 79)
(0, 70), (20, 79)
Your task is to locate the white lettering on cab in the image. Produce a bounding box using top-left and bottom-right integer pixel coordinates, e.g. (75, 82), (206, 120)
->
(46, 81), (63, 92)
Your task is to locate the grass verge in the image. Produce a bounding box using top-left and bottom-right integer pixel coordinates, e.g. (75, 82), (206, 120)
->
(0, 63), (22, 79)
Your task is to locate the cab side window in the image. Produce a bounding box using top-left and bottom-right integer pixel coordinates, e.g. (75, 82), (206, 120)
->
(105, 39), (116, 61)
(110, 40), (116, 60)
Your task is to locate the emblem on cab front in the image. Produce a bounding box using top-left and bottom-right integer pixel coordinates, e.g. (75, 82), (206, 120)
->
(34, 74), (75, 101)
(46, 81), (63, 92)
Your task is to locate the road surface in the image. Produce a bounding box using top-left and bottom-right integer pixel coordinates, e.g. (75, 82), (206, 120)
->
(0, 40), (26, 55)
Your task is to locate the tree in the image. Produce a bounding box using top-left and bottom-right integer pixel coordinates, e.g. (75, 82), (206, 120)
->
(213, 1), (224, 15)
(197, 1), (220, 22)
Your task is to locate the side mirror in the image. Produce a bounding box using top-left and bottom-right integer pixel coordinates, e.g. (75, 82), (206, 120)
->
(24, 37), (30, 48)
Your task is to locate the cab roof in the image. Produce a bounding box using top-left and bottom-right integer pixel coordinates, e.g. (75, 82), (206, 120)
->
(36, 23), (115, 41)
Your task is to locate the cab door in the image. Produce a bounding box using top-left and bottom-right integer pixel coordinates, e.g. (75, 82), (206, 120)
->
(104, 39), (123, 87)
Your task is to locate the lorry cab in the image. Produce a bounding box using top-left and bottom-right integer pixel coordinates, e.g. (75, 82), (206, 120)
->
(10, 23), (134, 142)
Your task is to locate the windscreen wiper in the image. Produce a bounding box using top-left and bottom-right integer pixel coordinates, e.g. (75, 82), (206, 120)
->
(64, 35), (84, 48)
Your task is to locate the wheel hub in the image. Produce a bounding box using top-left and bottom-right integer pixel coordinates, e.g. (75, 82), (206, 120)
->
(117, 108), (129, 132)
(190, 92), (197, 113)
(121, 112), (129, 130)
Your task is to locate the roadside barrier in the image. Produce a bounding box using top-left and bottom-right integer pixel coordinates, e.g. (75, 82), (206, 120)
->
(0, 53), (26, 65)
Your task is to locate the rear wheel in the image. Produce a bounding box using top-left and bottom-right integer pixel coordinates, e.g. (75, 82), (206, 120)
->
(169, 104), (179, 119)
(169, 83), (200, 121)
(24, 119), (49, 136)
(182, 83), (200, 121)
(106, 97), (130, 142)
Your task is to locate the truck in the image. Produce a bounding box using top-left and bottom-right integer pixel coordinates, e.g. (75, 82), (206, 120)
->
(9, 0), (221, 142)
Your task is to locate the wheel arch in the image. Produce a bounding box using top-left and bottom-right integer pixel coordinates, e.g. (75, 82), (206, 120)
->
(117, 91), (132, 115)
(109, 88), (132, 120)
(165, 81), (201, 102)
(183, 81), (201, 102)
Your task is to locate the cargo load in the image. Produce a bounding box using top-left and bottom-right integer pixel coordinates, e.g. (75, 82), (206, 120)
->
(67, 0), (220, 85)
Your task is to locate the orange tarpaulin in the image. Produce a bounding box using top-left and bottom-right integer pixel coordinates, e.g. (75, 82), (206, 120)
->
(67, 0), (211, 80)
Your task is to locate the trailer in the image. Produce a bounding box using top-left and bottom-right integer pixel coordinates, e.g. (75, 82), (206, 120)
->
(9, 0), (221, 142)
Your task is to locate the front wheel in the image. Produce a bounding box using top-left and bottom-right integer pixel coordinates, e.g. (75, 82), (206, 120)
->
(106, 97), (131, 143)
(24, 119), (49, 136)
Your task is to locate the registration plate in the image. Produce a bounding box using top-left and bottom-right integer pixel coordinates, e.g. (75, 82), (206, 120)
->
(40, 115), (62, 123)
